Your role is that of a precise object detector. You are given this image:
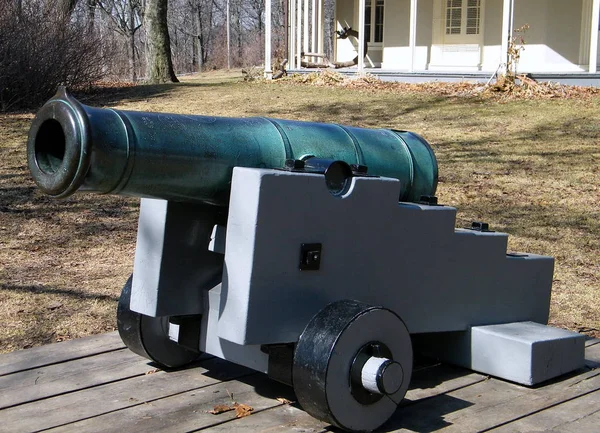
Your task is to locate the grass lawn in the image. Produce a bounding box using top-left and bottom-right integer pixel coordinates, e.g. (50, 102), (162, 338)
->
(0, 70), (599, 353)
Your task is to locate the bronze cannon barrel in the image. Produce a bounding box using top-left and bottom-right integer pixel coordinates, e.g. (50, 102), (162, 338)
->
(27, 88), (438, 206)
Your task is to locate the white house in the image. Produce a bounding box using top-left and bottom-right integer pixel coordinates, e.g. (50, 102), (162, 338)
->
(264, 0), (600, 84)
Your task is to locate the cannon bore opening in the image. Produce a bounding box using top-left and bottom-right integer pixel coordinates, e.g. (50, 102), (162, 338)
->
(34, 119), (66, 174)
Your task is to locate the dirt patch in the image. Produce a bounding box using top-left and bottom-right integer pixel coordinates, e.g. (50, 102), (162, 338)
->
(1, 70), (599, 353)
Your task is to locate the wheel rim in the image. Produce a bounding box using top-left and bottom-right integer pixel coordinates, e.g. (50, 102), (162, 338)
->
(293, 300), (412, 432)
(117, 275), (201, 369)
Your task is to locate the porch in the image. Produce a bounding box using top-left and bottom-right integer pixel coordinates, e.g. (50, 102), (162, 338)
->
(264, 0), (600, 86)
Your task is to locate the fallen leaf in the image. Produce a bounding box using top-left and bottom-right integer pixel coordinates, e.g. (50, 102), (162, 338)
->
(145, 368), (160, 375)
(209, 404), (234, 415)
(276, 397), (293, 405)
(233, 402), (254, 418)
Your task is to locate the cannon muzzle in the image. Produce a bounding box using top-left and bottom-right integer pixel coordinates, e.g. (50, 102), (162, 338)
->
(28, 87), (438, 205)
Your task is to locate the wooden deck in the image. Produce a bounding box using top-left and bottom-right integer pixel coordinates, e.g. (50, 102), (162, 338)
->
(1, 333), (599, 433)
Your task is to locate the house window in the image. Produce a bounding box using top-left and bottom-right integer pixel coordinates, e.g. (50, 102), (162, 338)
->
(365, 0), (384, 43)
(445, 0), (481, 36)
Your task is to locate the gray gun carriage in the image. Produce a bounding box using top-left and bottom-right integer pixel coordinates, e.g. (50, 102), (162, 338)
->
(27, 89), (585, 432)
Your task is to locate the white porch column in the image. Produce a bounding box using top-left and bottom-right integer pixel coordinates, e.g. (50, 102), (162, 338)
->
(226, 0), (231, 69)
(287, 0), (296, 69)
(500, 0), (514, 72)
(317, 0), (324, 56)
(590, 0), (600, 72)
(297, 0), (302, 67)
(304, 0), (309, 56)
(358, 0), (366, 73)
(311, 0), (317, 61)
(409, 0), (417, 72)
(290, 0), (296, 69)
(265, 0), (272, 78)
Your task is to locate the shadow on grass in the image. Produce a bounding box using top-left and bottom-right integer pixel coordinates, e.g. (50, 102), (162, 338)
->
(265, 97), (451, 126)
(1, 183), (138, 250)
(0, 283), (119, 302)
(73, 79), (244, 108)
(459, 200), (600, 240)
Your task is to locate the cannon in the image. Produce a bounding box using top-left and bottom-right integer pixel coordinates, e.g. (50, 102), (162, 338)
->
(27, 88), (585, 432)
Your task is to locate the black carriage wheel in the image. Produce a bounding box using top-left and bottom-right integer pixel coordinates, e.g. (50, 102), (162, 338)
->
(117, 275), (201, 369)
(293, 299), (412, 432)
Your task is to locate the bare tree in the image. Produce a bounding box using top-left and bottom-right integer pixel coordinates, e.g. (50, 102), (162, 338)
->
(185, 0), (218, 71)
(97, 0), (143, 81)
(62, 0), (80, 15)
(7, 0), (289, 90)
(323, 0), (334, 59)
(246, 0), (265, 54)
(1, 1), (105, 110)
(145, 0), (178, 83)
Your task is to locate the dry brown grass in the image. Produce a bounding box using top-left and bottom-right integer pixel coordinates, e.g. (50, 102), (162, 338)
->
(1, 69), (599, 353)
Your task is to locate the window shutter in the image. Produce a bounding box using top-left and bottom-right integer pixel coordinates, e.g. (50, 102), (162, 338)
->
(466, 0), (481, 35)
(446, 0), (463, 35)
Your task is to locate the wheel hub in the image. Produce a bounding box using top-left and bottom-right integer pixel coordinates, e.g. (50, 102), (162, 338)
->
(350, 342), (405, 404)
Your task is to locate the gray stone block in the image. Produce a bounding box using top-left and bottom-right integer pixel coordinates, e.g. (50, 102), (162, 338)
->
(416, 322), (586, 386)
(470, 322), (586, 385)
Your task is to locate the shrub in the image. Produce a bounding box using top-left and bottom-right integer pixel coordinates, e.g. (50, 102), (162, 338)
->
(0, 3), (106, 111)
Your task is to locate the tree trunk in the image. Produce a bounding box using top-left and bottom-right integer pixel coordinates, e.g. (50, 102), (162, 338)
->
(191, 3), (198, 72)
(62, 0), (78, 17)
(87, 0), (96, 32)
(237, 13), (243, 63)
(129, 31), (137, 82)
(145, 0), (178, 83)
(129, 3), (137, 82)
(324, 0), (334, 60)
(194, 7), (203, 71)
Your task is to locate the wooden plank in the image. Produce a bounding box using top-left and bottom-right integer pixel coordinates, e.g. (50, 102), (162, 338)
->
(373, 376), (528, 432)
(0, 358), (253, 433)
(43, 373), (297, 433)
(487, 389), (600, 432)
(0, 332), (124, 377)
(555, 406), (600, 433)
(367, 339), (600, 432)
(383, 355), (600, 432)
(218, 362), (598, 433)
(1, 334), (597, 432)
(194, 404), (329, 433)
(451, 369), (600, 432)
(0, 348), (151, 409)
(585, 337), (600, 369)
(35, 357), (487, 433)
(404, 363), (488, 403)
(191, 363), (489, 433)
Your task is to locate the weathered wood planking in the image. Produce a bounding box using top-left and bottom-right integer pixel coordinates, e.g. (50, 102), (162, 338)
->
(487, 390), (600, 432)
(0, 349), (152, 410)
(0, 334), (598, 433)
(0, 358), (253, 432)
(585, 337), (600, 347)
(184, 364), (489, 433)
(382, 342), (600, 433)
(42, 373), (298, 433)
(0, 331), (124, 377)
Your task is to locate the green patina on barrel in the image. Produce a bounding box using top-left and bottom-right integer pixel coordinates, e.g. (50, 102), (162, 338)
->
(27, 87), (438, 205)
